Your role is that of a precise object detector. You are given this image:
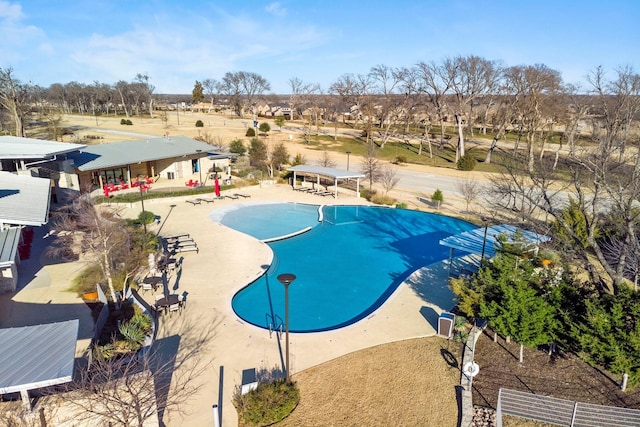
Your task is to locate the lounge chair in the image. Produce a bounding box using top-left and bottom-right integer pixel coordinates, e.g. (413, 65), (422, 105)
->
(226, 194), (239, 200)
(186, 199), (201, 205)
(234, 193), (251, 198)
(174, 245), (199, 254)
(198, 197), (215, 203)
(165, 232), (190, 240)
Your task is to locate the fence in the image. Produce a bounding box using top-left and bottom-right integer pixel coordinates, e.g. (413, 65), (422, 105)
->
(497, 388), (640, 427)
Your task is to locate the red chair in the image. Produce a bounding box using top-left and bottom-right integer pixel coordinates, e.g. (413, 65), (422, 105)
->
(192, 180), (199, 188)
(120, 181), (129, 189)
(145, 176), (154, 184)
(185, 179), (194, 187)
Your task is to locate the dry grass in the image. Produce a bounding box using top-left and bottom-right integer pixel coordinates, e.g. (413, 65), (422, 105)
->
(275, 337), (462, 427)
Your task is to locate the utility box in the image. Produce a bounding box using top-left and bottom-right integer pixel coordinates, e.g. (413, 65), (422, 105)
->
(438, 312), (456, 339)
(241, 368), (258, 395)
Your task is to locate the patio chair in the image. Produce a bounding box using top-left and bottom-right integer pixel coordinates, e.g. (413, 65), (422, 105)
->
(234, 193), (251, 198)
(168, 301), (181, 315)
(186, 199), (201, 206)
(154, 294), (164, 302)
(226, 194), (239, 200)
(178, 293), (186, 309)
(198, 197), (215, 203)
(140, 282), (154, 293)
(185, 179), (194, 187)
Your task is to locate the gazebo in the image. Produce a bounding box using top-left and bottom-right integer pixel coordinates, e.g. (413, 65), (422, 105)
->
(288, 165), (365, 198)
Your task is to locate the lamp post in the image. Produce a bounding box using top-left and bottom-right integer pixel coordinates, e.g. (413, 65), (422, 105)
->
(346, 151), (351, 171)
(196, 149), (203, 184)
(277, 273), (296, 383)
(139, 184), (147, 236)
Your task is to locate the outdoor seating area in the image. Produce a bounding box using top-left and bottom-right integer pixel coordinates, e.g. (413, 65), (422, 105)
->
(185, 179), (200, 188)
(292, 186), (334, 197)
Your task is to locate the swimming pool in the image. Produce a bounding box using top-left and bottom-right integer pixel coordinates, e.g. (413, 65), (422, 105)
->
(222, 203), (475, 333)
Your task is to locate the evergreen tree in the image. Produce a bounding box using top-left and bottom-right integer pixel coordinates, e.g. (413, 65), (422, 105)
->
(192, 80), (204, 104)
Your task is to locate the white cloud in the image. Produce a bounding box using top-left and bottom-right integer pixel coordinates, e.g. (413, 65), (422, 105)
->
(265, 2), (286, 16)
(0, 1), (24, 21)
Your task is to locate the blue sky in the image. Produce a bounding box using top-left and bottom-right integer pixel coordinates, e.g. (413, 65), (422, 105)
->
(1, 0), (639, 94)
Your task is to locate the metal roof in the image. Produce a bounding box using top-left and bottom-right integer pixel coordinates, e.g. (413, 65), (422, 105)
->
(0, 227), (20, 268)
(69, 136), (233, 171)
(0, 172), (51, 226)
(0, 136), (86, 159)
(0, 319), (79, 394)
(288, 165), (365, 179)
(439, 224), (551, 258)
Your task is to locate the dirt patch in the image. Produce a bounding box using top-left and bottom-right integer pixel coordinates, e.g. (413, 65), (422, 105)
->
(275, 337), (462, 427)
(472, 328), (640, 411)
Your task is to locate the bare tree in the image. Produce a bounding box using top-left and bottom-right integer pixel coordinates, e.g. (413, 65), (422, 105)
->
(369, 64), (404, 148)
(457, 178), (481, 212)
(48, 196), (147, 302)
(360, 145), (382, 190)
(446, 55), (501, 161)
(0, 67), (29, 137)
(135, 73), (155, 118)
(415, 60), (454, 148)
(380, 165), (400, 196)
(318, 150), (337, 168)
(202, 78), (218, 109)
(52, 316), (216, 426)
(218, 71), (271, 117)
(503, 64), (563, 172)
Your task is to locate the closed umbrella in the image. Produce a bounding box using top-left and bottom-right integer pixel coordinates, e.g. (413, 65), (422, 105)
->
(214, 178), (220, 197)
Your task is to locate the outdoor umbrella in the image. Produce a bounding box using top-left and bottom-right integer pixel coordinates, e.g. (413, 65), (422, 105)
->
(214, 178), (220, 197)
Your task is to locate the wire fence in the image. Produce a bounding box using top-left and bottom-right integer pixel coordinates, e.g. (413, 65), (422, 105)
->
(497, 388), (640, 427)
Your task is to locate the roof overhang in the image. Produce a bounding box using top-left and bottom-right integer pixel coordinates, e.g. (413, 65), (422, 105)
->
(0, 172), (51, 227)
(0, 227), (21, 268)
(0, 136), (86, 159)
(0, 319), (79, 394)
(288, 165), (365, 180)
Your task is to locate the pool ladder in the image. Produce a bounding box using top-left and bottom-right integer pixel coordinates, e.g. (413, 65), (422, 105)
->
(266, 314), (284, 339)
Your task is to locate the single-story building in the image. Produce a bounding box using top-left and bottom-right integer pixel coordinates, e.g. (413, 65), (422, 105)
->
(0, 171), (51, 293)
(67, 136), (234, 190)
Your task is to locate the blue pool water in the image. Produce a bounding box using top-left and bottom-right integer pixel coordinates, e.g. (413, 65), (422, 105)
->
(224, 204), (475, 333)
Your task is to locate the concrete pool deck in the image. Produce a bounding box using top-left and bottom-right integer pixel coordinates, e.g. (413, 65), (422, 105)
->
(1, 182), (465, 426)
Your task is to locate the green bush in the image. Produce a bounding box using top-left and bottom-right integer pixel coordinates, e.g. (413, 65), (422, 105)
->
(395, 155), (407, 164)
(258, 122), (271, 133)
(195, 120), (204, 127)
(246, 127), (256, 137)
(371, 194), (395, 205)
(229, 139), (247, 156)
(431, 189), (444, 208)
(138, 210), (156, 225)
(396, 202), (408, 209)
(457, 152), (477, 171)
(120, 119), (127, 125)
(234, 379), (300, 426)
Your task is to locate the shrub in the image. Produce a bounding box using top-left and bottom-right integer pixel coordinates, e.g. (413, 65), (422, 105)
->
(371, 194), (395, 205)
(195, 119), (204, 127)
(234, 379), (300, 426)
(457, 152), (477, 171)
(395, 155), (407, 164)
(360, 188), (377, 201)
(246, 127), (256, 137)
(71, 264), (104, 296)
(431, 189), (444, 208)
(396, 202), (408, 209)
(138, 210), (156, 225)
(258, 122), (271, 133)
(229, 139), (247, 156)
(120, 119), (127, 125)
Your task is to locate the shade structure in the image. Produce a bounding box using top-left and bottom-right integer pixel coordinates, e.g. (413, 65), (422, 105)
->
(214, 178), (220, 197)
(0, 319), (79, 395)
(439, 224), (551, 259)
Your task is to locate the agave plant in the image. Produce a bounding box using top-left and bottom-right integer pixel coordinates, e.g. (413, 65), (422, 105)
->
(119, 320), (146, 350)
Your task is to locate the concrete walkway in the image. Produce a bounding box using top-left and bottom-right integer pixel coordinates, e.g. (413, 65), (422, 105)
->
(2, 182), (462, 427)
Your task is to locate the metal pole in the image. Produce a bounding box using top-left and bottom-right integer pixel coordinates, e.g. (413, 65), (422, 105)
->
(480, 224), (488, 264)
(285, 282), (290, 383)
(139, 185), (147, 236)
(212, 404), (220, 427)
(346, 151), (351, 171)
(277, 273), (296, 383)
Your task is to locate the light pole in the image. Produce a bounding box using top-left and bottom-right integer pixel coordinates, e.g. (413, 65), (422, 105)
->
(277, 273), (296, 383)
(346, 151), (351, 171)
(139, 184), (147, 236)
